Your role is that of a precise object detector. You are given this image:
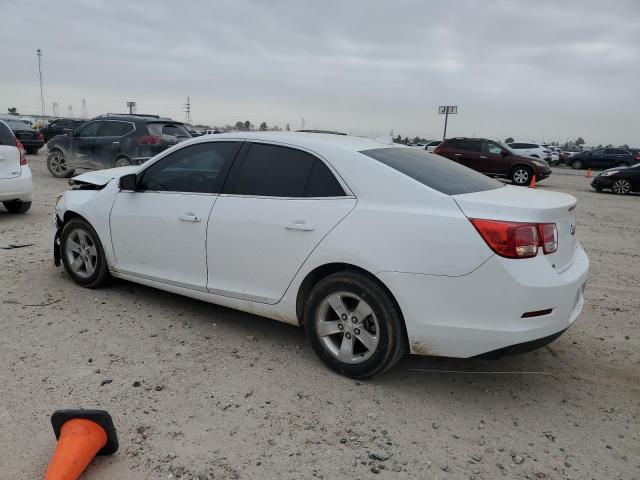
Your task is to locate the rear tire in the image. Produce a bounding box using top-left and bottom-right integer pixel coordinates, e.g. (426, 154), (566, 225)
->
(571, 159), (583, 170)
(3, 200), (31, 214)
(60, 218), (110, 288)
(304, 271), (407, 378)
(511, 166), (533, 186)
(47, 150), (75, 178)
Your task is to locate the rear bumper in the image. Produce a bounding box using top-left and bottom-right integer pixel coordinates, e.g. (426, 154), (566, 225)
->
(0, 167), (33, 202)
(19, 139), (44, 149)
(378, 242), (588, 358)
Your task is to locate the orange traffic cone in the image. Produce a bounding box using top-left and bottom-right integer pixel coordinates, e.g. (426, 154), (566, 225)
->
(585, 168), (592, 178)
(529, 175), (537, 188)
(45, 410), (118, 480)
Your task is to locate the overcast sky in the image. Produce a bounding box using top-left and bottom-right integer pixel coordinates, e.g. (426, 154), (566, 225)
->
(1, 0), (638, 145)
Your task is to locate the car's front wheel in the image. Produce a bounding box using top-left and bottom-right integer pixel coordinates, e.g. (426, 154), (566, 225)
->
(60, 218), (110, 288)
(113, 156), (132, 168)
(511, 166), (533, 186)
(304, 271), (407, 378)
(571, 159), (583, 169)
(612, 178), (632, 195)
(47, 150), (75, 178)
(3, 200), (31, 213)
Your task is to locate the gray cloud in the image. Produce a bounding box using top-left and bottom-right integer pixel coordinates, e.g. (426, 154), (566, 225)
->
(1, 0), (639, 145)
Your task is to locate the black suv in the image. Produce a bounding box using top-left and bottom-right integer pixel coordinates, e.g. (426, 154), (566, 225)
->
(39, 118), (88, 142)
(46, 114), (191, 178)
(567, 148), (640, 170)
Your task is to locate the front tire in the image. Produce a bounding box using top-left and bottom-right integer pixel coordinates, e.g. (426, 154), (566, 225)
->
(612, 178), (632, 195)
(3, 200), (31, 213)
(60, 218), (110, 288)
(47, 150), (75, 178)
(304, 271), (407, 378)
(511, 166), (533, 186)
(113, 156), (132, 168)
(571, 159), (583, 170)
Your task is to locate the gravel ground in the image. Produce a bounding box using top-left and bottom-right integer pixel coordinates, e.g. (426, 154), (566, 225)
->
(1, 149), (638, 479)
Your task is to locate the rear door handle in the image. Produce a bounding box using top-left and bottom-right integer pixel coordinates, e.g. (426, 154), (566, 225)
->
(454, 153), (462, 156)
(179, 214), (201, 222)
(286, 220), (315, 231)
(479, 156), (487, 159)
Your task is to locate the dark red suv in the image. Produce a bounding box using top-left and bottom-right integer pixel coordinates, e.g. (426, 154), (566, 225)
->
(434, 137), (551, 186)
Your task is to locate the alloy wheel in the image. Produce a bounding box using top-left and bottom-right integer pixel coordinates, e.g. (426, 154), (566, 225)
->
(49, 153), (68, 176)
(513, 168), (530, 185)
(316, 292), (379, 364)
(572, 160), (583, 169)
(65, 228), (98, 278)
(612, 179), (631, 195)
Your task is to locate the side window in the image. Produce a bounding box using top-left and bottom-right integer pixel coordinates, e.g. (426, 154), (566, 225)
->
(592, 149), (605, 155)
(0, 122), (15, 146)
(231, 144), (315, 197)
(482, 141), (504, 156)
(304, 160), (345, 197)
(509, 143), (523, 149)
(98, 121), (132, 137)
(137, 142), (241, 194)
(76, 122), (101, 137)
(450, 140), (481, 152)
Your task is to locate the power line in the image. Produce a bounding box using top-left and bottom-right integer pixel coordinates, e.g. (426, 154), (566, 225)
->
(183, 97), (192, 124)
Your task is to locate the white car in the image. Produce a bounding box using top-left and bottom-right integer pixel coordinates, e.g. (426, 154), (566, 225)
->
(53, 132), (588, 377)
(0, 120), (33, 213)
(508, 142), (558, 164)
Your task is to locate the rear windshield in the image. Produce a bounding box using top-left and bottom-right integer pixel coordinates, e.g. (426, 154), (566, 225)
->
(360, 147), (504, 195)
(0, 121), (16, 146)
(5, 120), (31, 130)
(147, 123), (191, 140)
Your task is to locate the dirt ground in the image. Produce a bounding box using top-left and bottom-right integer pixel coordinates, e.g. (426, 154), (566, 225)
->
(0, 148), (638, 480)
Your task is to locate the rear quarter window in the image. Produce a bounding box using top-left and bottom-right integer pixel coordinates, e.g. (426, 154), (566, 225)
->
(147, 123), (191, 140)
(360, 147), (504, 195)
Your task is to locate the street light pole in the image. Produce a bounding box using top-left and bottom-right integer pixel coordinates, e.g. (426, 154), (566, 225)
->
(442, 111), (449, 141)
(37, 49), (45, 118)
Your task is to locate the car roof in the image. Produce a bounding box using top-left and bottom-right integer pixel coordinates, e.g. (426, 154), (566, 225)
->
(92, 114), (182, 123)
(189, 131), (396, 154)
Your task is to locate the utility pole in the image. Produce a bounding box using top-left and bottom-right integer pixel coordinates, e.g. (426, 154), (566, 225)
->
(301, 118), (305, 130)
(126, 101), (136, 114)
(184, 97), (192, 124)
(52, 102), (59, 117)
(81, 98), (87, 119)
(36, 49), (45, 117)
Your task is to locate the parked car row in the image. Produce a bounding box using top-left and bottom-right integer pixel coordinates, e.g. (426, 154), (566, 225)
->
(565, 148), (640, 170)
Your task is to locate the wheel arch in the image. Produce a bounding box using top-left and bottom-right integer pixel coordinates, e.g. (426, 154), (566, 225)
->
(295, 262), (409, 345)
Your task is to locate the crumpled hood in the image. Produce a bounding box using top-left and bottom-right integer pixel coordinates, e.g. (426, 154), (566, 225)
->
(70, 165), (140, 186)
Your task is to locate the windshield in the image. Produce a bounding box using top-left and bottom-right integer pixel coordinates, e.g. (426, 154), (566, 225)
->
(360, 147), (504, 195)
(5, 120), (31, 130)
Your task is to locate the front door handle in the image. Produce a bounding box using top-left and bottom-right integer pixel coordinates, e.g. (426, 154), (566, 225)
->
(479, 155), (487, 159)
(453, 153), (462, 156)
(179, 214), (201, 222)
(286, 220), (315, 231)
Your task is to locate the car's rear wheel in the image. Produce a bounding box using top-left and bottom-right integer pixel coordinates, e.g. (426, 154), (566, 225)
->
(511, 166), (532, 186)
(47, 150), (75, 178)
(612, 178), (632, 195)
(113, 156), (132, 168)
(60, 218), (110, 288)
(3, 200), (31, 214)
(571, 159), (583, 170)
(304, 271), (407, 378)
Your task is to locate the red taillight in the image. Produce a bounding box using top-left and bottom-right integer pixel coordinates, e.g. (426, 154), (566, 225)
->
(433, 146), (442, 154)
(635, 154), (640, 161)
(16, 139), (27, 165)
(37, 131), (44, 140)
(470, 219), (557, 259)
(137, 134), (163, 145)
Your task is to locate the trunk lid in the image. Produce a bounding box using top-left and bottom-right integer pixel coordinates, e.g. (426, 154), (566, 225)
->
(453, 185), (578, 271)
(0, 145), (21, 179)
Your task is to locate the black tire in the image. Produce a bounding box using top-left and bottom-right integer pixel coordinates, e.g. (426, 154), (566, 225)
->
(511, 165), (533, 186)
(113, 156), (132, 168)
(571, 159), (583, 170)
(47, 150), (75, 178)
(3, 200), (31, 213)
(611, 178), (632, 195)
(304, 271), (407, 378)
(25, 147), (39, 155)
(60, 218), (111, 288)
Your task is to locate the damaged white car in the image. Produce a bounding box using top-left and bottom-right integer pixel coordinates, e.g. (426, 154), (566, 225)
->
(53, 132), (588, 378)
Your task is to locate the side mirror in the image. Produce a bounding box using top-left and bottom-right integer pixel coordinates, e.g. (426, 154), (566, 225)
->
(500, 150), (509, 157)
(119, 174), (137, 190)
(64, 128), (74, 136)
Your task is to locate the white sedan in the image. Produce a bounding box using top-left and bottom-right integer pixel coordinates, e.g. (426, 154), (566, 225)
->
(53, 132), (588, 378)
(0, 120), (33, 213)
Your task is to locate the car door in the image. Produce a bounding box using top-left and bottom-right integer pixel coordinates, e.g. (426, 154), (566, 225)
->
(109, 141), (242, 290)
(206, 142), (356, 304)
(481, 140), (511, 176)
(93, 121), (134, 169)
(447, 139), (484, 170)
(69, 121), (101, 169)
